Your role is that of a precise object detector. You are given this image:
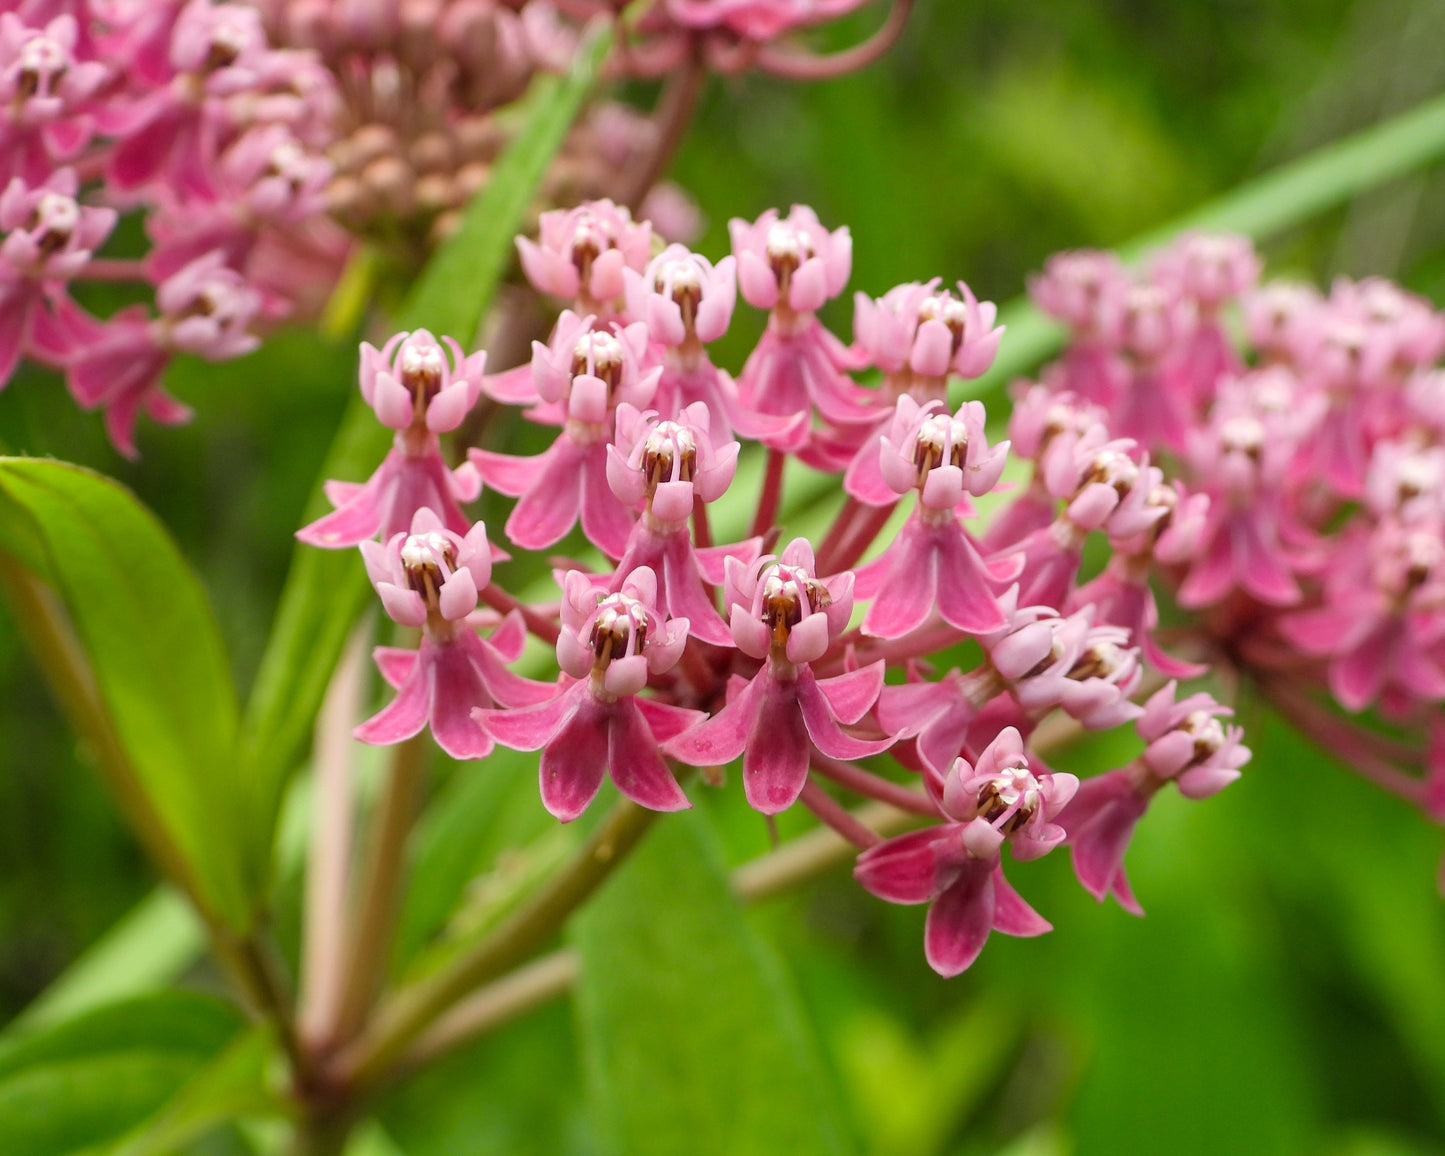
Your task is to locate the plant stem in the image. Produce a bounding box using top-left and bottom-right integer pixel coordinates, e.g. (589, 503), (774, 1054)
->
(809, 753), (940, 816)
(798, 779), (882, 848)
(332, 797), (658, 1096)
(621, 52), (706, 211)
(331, 732), (429, 1046)
(481, 582), (561, 645)
(752, 449), (787, 539)
(298, 626), (367, 1052)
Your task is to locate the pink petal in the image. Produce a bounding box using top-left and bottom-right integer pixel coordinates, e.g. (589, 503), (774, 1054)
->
(990, 866), (1052, 937)
(797, 669), (894, 761)
(854, 827), (953, 903)
(924, 861), (995, 976)
(373, 645), (417, 690)
(814, 661), (885, 725)
(609, 697), (691, 812)
(540, 694), (608, 822)
(428, 640), (494, 759)
(354, 656), (431, 746)
(743, 675), (812, 814)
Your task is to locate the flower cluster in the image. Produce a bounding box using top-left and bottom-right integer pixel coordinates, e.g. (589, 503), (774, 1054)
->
(301, 199), (1254, 976)
(1029, 233), (1445, 875)
(0, 0), (347, 455)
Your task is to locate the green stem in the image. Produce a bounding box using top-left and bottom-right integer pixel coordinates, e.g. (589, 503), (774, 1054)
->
(332, 797), (658, 1095)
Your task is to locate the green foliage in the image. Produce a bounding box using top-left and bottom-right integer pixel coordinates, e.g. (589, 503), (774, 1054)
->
(572, 809), (855, 1156)
(0, 460), (252, 929)
(0, 992), (242, 1156)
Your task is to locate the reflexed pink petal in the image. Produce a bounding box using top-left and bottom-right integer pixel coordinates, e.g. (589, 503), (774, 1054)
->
(796, 669), (893, 761)
(664, 669), (761, 769)
(481, 684), (581, 751)
(609, 697), (691, 812)
(743, 676), (812, 814)
(815, 661), (885, 725)
(540, 695), (609, 822)
(924, 861), (995, 976)
(429, 640), (494, 760)
(355, 657), (431, 746)
(991, 866), (1052, 937)
(373, 646), (416, 690)
(854, 827), (955, 904)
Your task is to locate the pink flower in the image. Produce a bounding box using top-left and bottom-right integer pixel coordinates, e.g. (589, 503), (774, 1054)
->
(606, 402), (751, 644)
(517, 199), (653, 314)
(0, 13), (109, 182)
(480, 567), (701, 821)
(665, 539), (891, 813)
(298, 330), (487, 547)
(471, 314), (659, 557)
(1055, 768), (1149, 914)
(1278, 519), (1445, 712)
(1136, 681), (1250, 798)
(662, 0), (870, 40)
(731, 205), (851, 316)
(623, 244), (736, 350)
(854, 728), (1077, 976)
(0, 168), (116, 383)
(67, 250), (260, 456)
(355, 510), (549, 759)
(855, 397), (1016, 638)
(852, 278), (1003, 383)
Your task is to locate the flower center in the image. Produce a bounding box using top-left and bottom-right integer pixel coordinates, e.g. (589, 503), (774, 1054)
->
(401, 532), (457, 610)
(26, 192), (79, 256)
(571, 330), (624, 396)
(589, 593), (648, 669)
(974, 764), (1042, 834)
(917, 292), (967, 355)
(759, 564), (831, 649)
(911, 412), (968, 481)
(399, 341), (446, 408)
(642, 422), (697, 492)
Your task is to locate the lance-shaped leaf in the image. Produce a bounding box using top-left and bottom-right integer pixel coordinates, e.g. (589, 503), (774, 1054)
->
(0, 459), (251, 929)
(573, 809), (856, 1156)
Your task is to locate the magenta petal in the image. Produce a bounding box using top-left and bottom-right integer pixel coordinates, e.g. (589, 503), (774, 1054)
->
(936, 529), (1006, 633)
(504, 447), (585, 549)
(854, 827), (953, 903)
(297, 463), (396, 548)
(354, 656), (431, 746)
(428, 641), (494, 759)
(469, 447), (542, 496)
(990, 866), (1052, 937)
(742, 676), (812, 814)
(540, 692), (609, 822)
(373, 646), (417, 690)
(636, 697), (708, 744)
(861, 536), (939, 639)
(815, 661), (885, 725)
(1331, 623), (1392, 712)
(924, 860), (995, 977)
(664, 671), (761, 769)
(482, 684), (580, 751)
(797, 671), (894, 761)
(609, 697), (691, 812)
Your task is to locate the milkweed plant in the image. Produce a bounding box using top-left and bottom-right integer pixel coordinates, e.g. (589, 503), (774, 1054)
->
(1, 1), (1444, 1153)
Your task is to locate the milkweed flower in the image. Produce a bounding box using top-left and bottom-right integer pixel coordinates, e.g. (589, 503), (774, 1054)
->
(481, 567), (701, 821)
(855, 728), (1077, 976)
(355, 509), (548, 759)
(298, 330), (486, 547)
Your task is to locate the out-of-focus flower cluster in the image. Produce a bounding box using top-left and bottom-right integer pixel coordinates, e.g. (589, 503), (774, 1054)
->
(1029, 235), (1445, 876)
(0, 0), (903, 456)
(301, 199), (1257, 976)
(0, 0), (348, 453)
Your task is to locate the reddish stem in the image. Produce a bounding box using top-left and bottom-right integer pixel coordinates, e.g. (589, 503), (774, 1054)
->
(755, 0), (915, 82)
(752, 449), (787, 539)
(815, 496), (862, 574)
(798, 778), (882, 848)
(828, 504), (896, 575)
(480, 584), (560, 646)
(810, 752), (940, 817)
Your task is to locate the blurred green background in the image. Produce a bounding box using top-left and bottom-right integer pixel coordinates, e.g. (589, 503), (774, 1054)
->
(5, 0), (1445, 1152)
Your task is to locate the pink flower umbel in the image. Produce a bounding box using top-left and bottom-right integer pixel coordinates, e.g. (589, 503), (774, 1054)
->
(855, 397), (1015, 638)
(666, 538), (892, 814)
(471, 313), (659, 557)
(355, 509), (549, 760)
(299, 330), (486, 547)
(480, 567), (701, 822)
(855, 728), (1077, 976)
(606, 402), (753, 644)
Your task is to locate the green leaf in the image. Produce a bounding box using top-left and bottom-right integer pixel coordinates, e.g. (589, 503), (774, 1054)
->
(0, 992), (242, 1156)
(15, 888), (205, 1034)
(240, 22), (615, 852)
(109, 1026), (282, 1156)
(572, 810), (856, 1156)
(0, 459), (251, 928)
